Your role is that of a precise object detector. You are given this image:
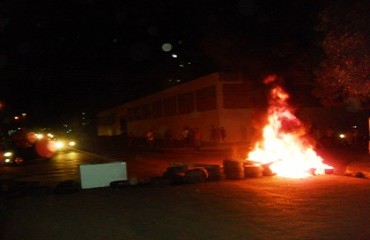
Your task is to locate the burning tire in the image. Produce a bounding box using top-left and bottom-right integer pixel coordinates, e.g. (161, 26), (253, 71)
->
(244, 165), (263, 178)
(261, 163), (276, 176)
(325, 168), (334, 175)
(223, 159), (244, 180)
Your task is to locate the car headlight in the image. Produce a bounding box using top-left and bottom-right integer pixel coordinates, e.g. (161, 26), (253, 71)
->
(54, 141), (65, 150)
(4, 151), (13, 157)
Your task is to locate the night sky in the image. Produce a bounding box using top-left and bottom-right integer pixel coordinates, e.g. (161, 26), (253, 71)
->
(0, 0), (329, 127)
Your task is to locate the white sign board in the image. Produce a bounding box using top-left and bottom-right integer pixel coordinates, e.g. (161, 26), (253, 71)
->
(79, 161), (127, 189)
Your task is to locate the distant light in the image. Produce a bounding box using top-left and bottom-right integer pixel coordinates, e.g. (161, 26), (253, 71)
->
(161, 43), (172, 52)
(14, 116), (19, 120)
(22, 113), (27, 117)
(176, 79), (181, 83)
(171, 53), (178, 58)
(187, 62), (191, 65)
(36, 134), (44, 139)
(179, 64), (184, 68)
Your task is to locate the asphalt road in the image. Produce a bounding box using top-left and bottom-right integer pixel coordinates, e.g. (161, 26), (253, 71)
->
(0, 149), (111, 186)
(0, 145), (234, 187)
(1, 143), (370, 240)
(2, 174), (370, 240)
(1, 141), (368, 187)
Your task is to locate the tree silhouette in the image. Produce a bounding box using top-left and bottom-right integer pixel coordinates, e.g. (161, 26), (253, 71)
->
(313, 0), (370, 108)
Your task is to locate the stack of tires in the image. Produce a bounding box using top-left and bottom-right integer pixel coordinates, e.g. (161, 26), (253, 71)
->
(204, 165), (224, 181)
(244, 164), (263, 178)
(223, 159), (245, 180)
(261, 163), (276, 176)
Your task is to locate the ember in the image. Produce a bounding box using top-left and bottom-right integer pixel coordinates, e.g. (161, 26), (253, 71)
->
(246, 75), (333, 178)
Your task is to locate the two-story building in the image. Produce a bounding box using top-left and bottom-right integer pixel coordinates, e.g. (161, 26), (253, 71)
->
(96, 72), (369, 144)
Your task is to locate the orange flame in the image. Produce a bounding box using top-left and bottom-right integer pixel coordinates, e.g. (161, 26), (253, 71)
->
(247, 82), (333, 178)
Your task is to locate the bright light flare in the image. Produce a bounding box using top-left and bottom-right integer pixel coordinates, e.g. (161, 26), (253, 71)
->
(52, 139), (76, 150)
(35, 134), (44, 140)
(4, 152), (12, 157)
(54, 141), (65, 150)
(35, 138), (57, 158)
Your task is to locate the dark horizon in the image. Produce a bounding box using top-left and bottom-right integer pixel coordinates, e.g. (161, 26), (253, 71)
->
(0, 0), (343, 128)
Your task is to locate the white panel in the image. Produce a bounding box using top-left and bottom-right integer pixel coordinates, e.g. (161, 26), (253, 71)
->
(79, 161), (127, 189)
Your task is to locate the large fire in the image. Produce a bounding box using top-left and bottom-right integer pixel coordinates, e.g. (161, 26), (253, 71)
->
(246, 78), (333, 178)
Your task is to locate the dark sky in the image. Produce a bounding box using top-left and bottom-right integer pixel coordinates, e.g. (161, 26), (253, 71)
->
(0, 0), (327, 127)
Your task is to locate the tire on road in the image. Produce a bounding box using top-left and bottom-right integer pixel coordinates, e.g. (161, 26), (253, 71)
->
(110, 180), (131, 188)
(223, 159), (244, 180)
(163, 166), (189, 184)
(184, 168), (208, 184)
(205, 165), (224, 181)
(53, 180), (81, 194)
(244, 165), (263, 178)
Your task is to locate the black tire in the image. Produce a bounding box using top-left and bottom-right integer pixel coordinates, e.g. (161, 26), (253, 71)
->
(109, 180), (131, 188)
(244, 165), (263, 178)
(223, 159), (244, 180)
(53, 180), (81, 194)
(205, 165), (224, 181)
(184, 168), (208, 184)
(163, 166), (189, 184)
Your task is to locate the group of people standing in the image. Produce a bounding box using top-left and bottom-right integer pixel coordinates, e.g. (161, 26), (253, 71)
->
(182, 125), (227, 148)
(182, 126), (201, 149)
(210, 125), (226, 144)
(145, 125), (227, 149)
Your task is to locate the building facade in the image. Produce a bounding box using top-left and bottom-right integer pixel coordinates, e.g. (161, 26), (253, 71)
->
(96, 72), (369, 144)
(96, 72), (259, 143)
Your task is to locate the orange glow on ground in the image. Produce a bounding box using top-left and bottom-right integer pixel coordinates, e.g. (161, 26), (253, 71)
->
(247, 79), (333, 179)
